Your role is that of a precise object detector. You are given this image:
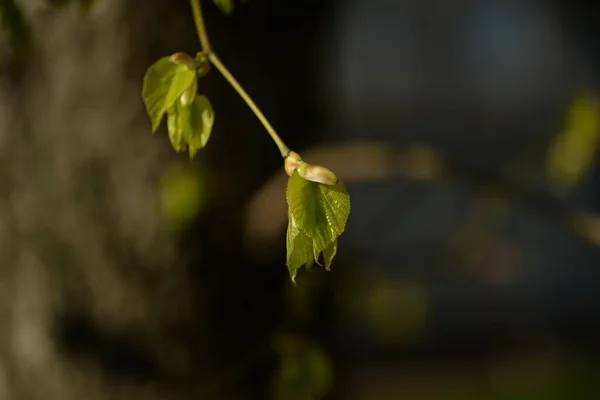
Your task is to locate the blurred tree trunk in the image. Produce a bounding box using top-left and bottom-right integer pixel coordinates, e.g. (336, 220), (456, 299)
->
(0, 0), (327, 398)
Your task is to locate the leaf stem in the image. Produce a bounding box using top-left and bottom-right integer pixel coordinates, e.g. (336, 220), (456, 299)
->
(190, 0), (291, 158)
(208, 53), (290, 157)
(190, 0), (211, 52)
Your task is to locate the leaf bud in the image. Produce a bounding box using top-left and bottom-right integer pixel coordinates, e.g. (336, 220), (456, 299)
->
(284, 151), (303, 176)
(169, 52), (197, 71)
(297, 162), (339, 185)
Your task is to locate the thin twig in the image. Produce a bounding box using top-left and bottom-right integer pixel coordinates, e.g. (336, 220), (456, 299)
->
(190, 0), (211, 51)
(189, 0), (290, 158)
(208, 53), (290, 157)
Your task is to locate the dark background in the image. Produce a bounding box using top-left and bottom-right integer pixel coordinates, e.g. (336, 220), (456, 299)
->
(1, 0), (600, 399)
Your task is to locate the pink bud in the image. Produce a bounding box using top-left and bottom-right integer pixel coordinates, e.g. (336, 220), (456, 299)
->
(284, 151), (302, 176)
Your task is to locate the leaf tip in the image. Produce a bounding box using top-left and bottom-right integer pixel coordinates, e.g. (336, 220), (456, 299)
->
(150, 119), (162, 134)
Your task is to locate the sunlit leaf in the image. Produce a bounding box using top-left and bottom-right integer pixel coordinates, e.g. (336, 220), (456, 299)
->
(287, 171), (349, 254)
(286, 212), (315, 283)
(285, 170), (350, 281)
(179, 77), (197, 108)
(142, 57), (197, 133)
(322, 240), (337, 271)
(213, 0), (234, 14)
(166, 95), (215, 158)
(167, 104), (186, 152)
(186, 95), (214, 158)
(546, 91), (600, 192)
(272, 335), (333, 400)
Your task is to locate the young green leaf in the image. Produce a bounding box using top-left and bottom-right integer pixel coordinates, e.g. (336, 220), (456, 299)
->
(286, 212), (315, 283)
(322, 240), (337, 271)
(142, 56), (197, 132)
(179, 78), (198, 108)
(285, 170), (350, 281)
(287, 171), (350, 254)
(185, 95), (215, 159)
(167, 105), (187, 152)
(165, 95), (215, 159)
(213, 0), (234, 14)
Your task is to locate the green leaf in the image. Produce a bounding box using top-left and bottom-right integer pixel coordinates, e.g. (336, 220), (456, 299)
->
(186, 95), (214, 159)
(213, 0), (234, 14)
(179, 78), (197, 108)
(322, 240), (337, 271)
(142, 57), (197, 133)
(286, 213), (315, 283)
(166, 104), (186, 152)
(287, 171), (350, 253)
(285, 170), (350, 281)
(165, 95), (215, 158)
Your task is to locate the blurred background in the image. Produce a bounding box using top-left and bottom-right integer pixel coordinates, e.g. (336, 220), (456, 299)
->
(1, 0), (600, 399)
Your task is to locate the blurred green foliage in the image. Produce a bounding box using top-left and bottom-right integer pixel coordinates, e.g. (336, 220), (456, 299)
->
(272, 335), (333, 400)
(213, 0), (234, 15)
(365, 279), (428, 346)
(546, 90), (600, 193)
(159, 161), (211, 230)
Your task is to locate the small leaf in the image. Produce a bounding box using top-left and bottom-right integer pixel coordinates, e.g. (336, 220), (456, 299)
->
(142, 56), (197, 133)
(213, 0), (234, 14)
(167, 105), (186, 152)
(179, 78), (197, 108)
(186, 95), (214, 159)
(322, 240), (337, 271)
(287, 171), (350, 254)
(285, 169), (350, 281)
(165, 95), (215, 158)
(286, 212), (315, 283)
